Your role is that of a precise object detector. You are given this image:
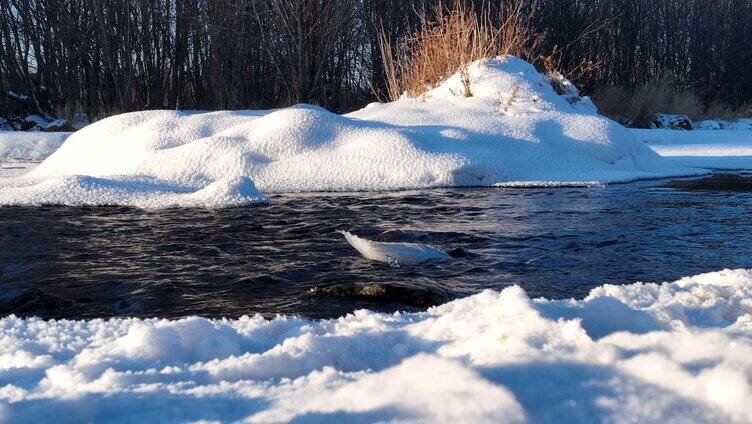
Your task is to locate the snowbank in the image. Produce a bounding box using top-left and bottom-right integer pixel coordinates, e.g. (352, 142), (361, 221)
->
(0, 56), (695, 208)
(1, 269), (750, 423)
(639, 129), (752, 169)
(0, 132), (71, 162)
(0, 132), (72, 178)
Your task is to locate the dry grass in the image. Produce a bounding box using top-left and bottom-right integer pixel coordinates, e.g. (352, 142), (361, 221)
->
(378, 1), (748, 125)
(705, 100), (752, 121)
(378, 1), (544, 101)
(541, 44), (600, 92)
(592, 75), (752, 127)
(591, 74), (705, 127)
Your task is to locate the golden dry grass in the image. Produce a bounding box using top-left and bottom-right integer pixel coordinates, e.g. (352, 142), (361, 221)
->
(591, 75), (752, 127)
(591, 74), (705, 126)
(705, 100), (752, 121)
(379, 1), (544, 101)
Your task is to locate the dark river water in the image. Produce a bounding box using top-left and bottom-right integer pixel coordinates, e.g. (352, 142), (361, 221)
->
(1, 173), (751, 320)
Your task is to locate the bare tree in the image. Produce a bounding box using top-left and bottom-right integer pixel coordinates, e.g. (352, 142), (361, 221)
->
(0, 0), (751, 127)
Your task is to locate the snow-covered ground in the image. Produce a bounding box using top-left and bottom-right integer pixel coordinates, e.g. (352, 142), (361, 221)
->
(695, 118), (752, 131)
(0, 132), (70, 163)
(0, 132), (71, 178)
(0, 56), (696, 208)
(639, 129), (752, 169)
(0, 269), (750, 423)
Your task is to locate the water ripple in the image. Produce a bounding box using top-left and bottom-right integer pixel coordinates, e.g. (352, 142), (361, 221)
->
(1, 175), (751, 319)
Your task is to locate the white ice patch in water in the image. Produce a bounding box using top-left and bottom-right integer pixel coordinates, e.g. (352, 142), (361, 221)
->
(0, 269), (751, 423)
(339, 231), (450, 265)
(0, 56), (698, 208)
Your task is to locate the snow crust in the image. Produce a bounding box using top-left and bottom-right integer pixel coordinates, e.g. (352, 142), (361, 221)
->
(1, 269), (751, 423)
(0, 57), (695, 208)
(639, 129), (752, 169)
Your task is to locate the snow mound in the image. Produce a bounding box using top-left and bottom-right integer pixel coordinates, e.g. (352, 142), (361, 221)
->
(1, 269), (751, 422)
(1, 56), (696, 208)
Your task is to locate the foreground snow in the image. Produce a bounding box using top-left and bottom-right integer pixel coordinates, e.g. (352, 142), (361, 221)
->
(1, 269), (751, 423)
(0, 56), (693, 208)
(639, 129), (752, 170)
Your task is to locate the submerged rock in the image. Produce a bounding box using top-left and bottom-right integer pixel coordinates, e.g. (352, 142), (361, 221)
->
(0, 287), (112, 319)
(304, 283), (450, 307)
(446, 247), (471, 258)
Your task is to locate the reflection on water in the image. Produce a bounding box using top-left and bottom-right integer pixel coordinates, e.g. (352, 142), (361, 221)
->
(1, 174), (750, 319)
